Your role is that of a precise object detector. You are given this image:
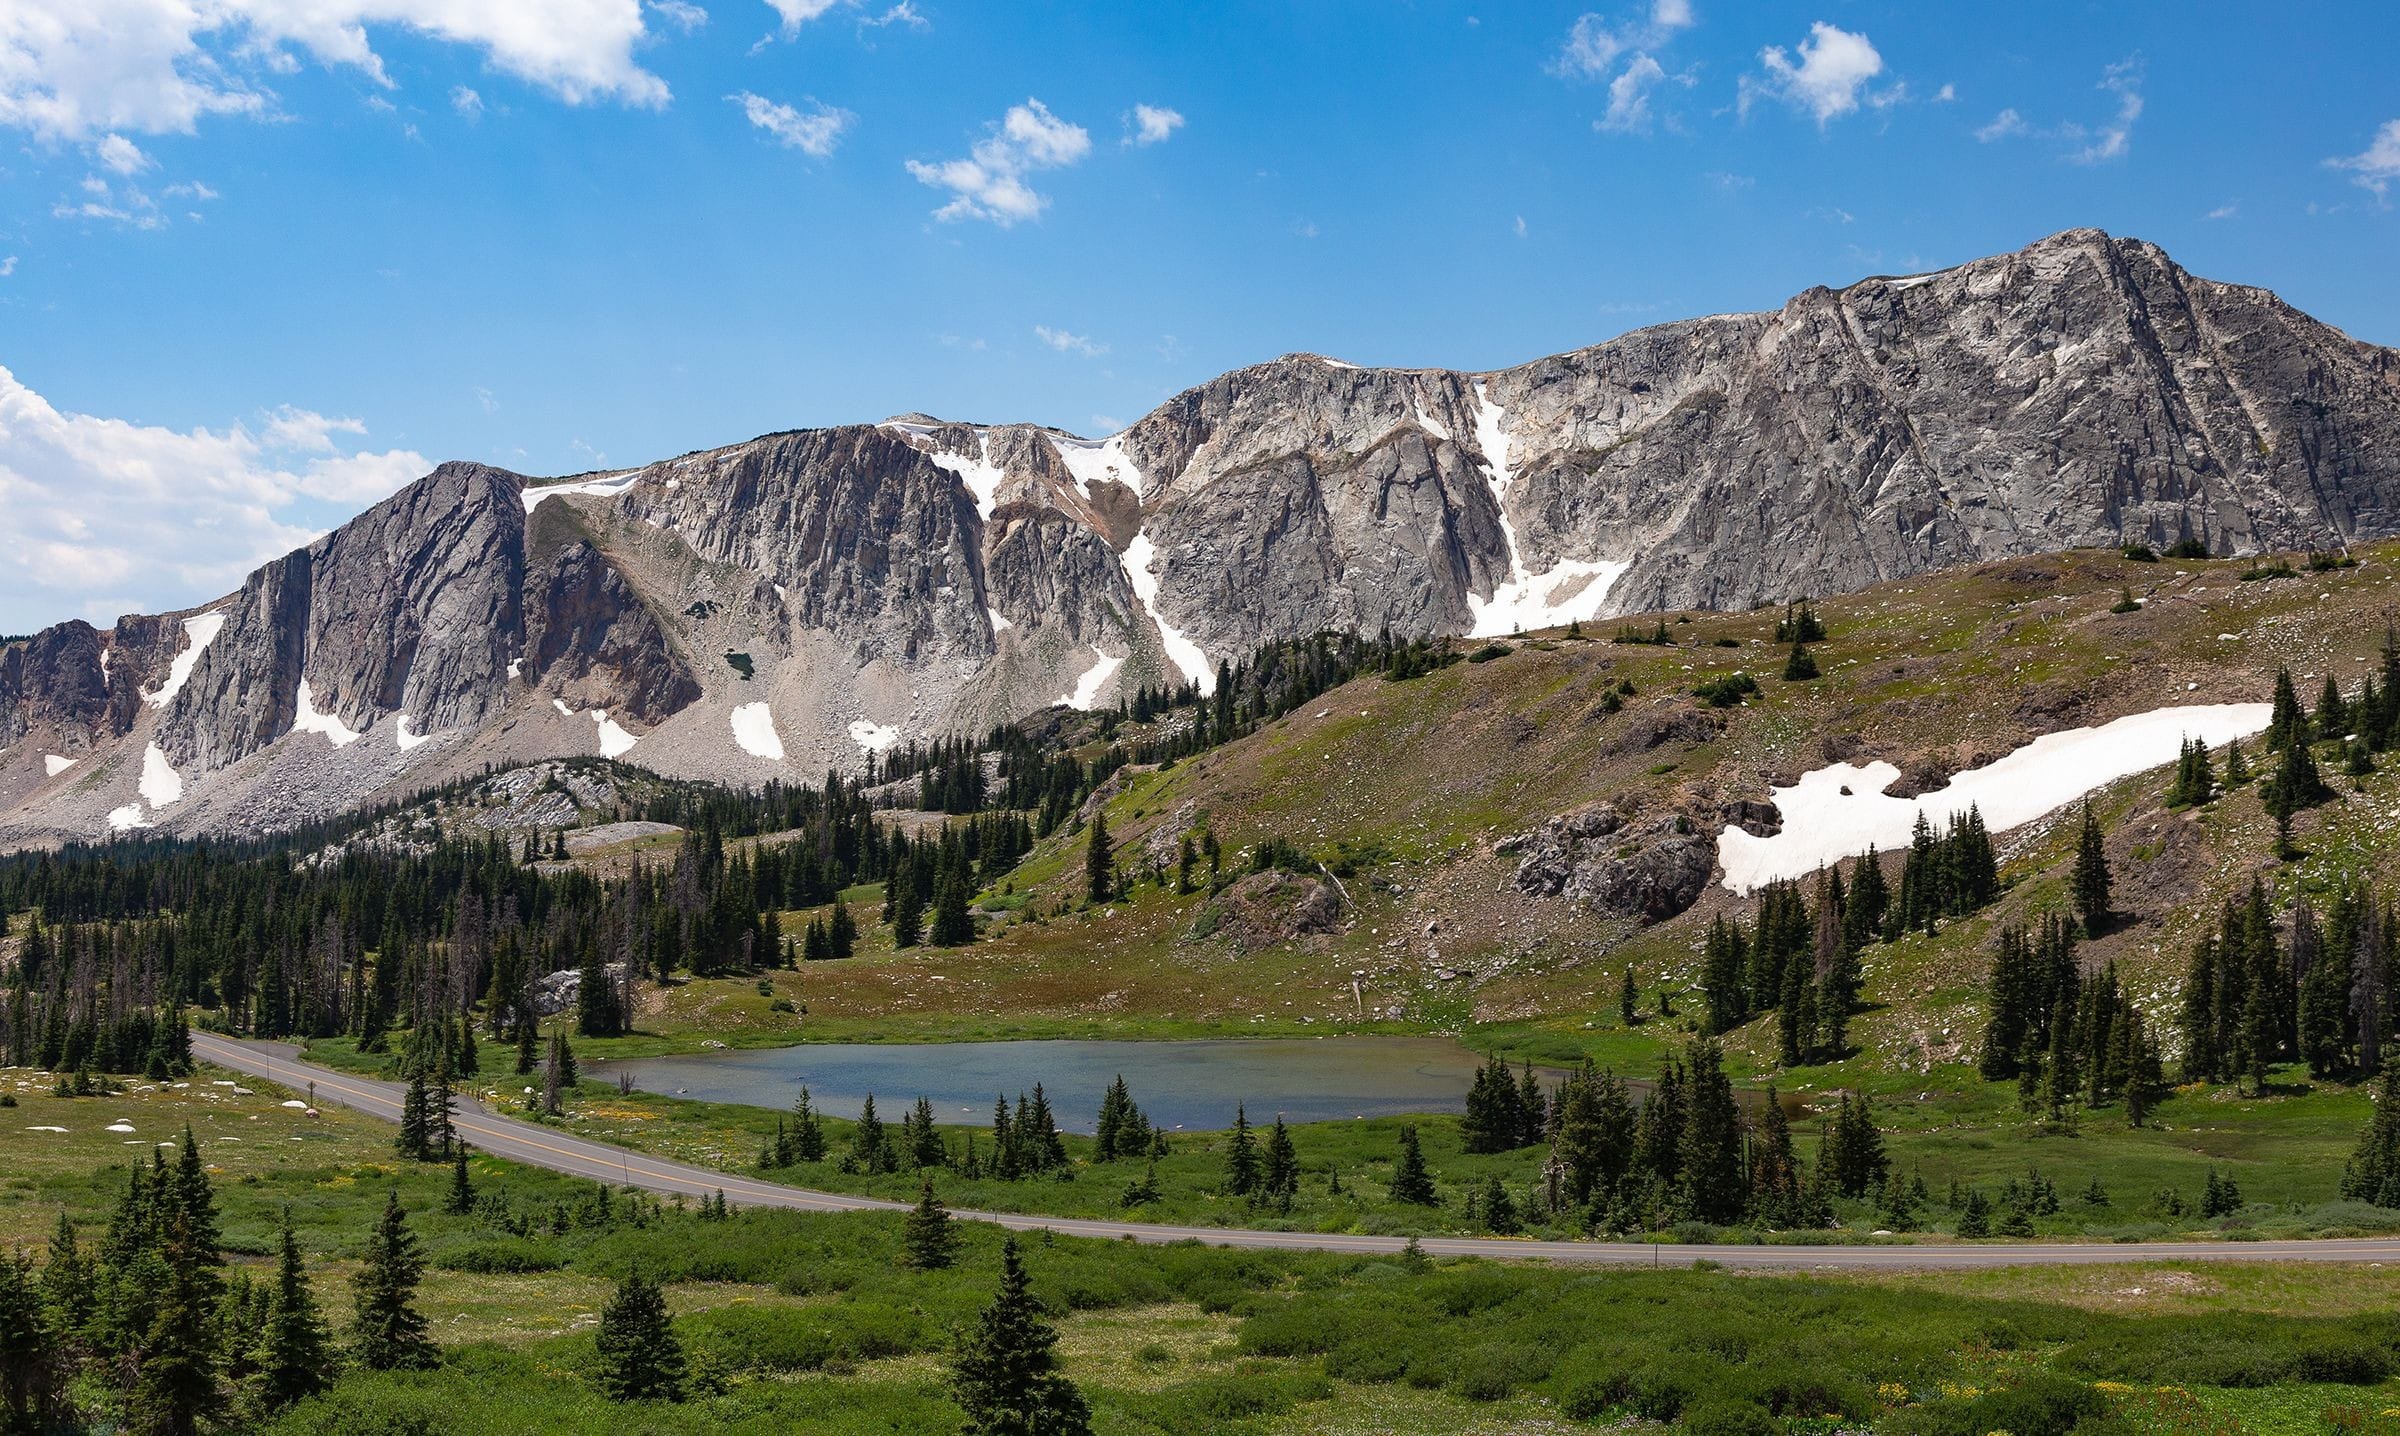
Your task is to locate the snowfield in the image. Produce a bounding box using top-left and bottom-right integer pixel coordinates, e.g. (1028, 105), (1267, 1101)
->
(522, 471), (640, 512)
(848, 719), (900, 754)
(44, 754), (76, 777)
(1716, 702), (2276, 894)
(107, 804), (149, 832)
(143, 612), (225, 708)
(1462, 383), (1627, 638)
(291, 679), (363, 747)
(730, 702), (785, 761)
(1054, 431), (1146, 499)
(923, 432), (1006, 519)
(394, 715), (432, 751)
(1121, 532), (1213, 692)
(1058, 645), (1123, 711)
(138, 743), (182, 807)
(591, 710), (638, 759)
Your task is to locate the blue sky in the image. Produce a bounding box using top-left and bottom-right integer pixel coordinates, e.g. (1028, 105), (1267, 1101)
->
(1, 0), (2395, 632)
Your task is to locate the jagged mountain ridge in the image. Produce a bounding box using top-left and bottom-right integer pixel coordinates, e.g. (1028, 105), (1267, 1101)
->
(3, 227), (2395, 844)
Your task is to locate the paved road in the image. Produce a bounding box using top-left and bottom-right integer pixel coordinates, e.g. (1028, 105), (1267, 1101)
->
(191, 1031), (2400, 1272)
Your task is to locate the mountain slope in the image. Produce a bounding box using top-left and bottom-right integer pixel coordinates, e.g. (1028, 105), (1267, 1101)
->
(3, 227), (2397, 844)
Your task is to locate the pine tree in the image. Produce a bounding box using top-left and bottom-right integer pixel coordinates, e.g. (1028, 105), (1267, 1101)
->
(1223, 1104), (1259, 1196)
(1781, 640), (1819, 681)
(2266, 667), (2306, 750)
(2341, 1066), (2400, 1207)
(397, 1069), (431, 1159)
(1955, 1188), (1992, 1238)
(853, 1094), (893, 1174)
(445, 1142), (474, 1215)
(1479, 1175), (1520, 1234)
(255, 1209), (331, 1412)
(350, 1192), (434, 1371)
(951, 1238), (1091, 1436)
(1261, 1118), (1299, 1210)
(828, 896), (857, 959)
(1676, 1040), (1745, 1225)
(2072, 802), (2112, 935)
(1824, 1093), (1888, 1198)
(0, 1251), (64, 1436)
(1746, 1087), (1801, 1227)
(1389, 1125), (1437, 1205)
(131, 1210), (220, 1436)
(793, 1088), (827, 1163)
(1618, 966), (1638, 1027)
(1701, 915), (1749, 1035)
(889, 864), (924, 949)
(1084, 811), (1114, 906)
(595, 1269), (685, 1403)
(903, 1179), (959, 1270)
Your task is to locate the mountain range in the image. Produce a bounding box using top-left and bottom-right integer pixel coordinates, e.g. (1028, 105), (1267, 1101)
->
(3, 226), (2396, 845)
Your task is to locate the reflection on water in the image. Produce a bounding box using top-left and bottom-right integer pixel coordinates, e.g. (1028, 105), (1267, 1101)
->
(609, 1036), (1549, 1134)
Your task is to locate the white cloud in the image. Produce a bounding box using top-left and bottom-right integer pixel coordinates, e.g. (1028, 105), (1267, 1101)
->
(2068, 58), (2142, 164)
(450, 86), (483, 119)
(0, 365), (428, 631)
(2328, 119), (2400, 199)
(53, 176), (163, 229)
(0, 0), (671, 143)
(1512, 214), (1527, 238)
(1033, 326), (1107, 357)
(1125, 103), (1182, 147)
(907, 98), (1090, 226)
(763, 0), (844, 29)
(1974, 58), (2143, 164)
(2204, 202), (2238, 221)
(1598, 53), (1669, 133)
(1975, 108), (2027, 142)
(1554, 1), (1694, 137)
(95, 133), (152, 174)
(1553, 1), (1693, 79)
(732, 91), (853, 157)
(1743, 22), (1883, 126)
(650, 0), (708, 31)
(0, 256), (15, 277)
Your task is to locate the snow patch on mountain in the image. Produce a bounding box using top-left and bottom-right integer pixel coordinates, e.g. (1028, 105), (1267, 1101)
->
(44, 754), (76, 777)
(1121, 532), (1213, 691)
(291, 679), (363, 747)
(1054, 432), (1146, 499)
(730, 701), (785, 761)
(1463, 382), (1626, 637)
(143, 612), (225, 708)
(591, 709), (638, 758)
(1716, 702), (2277, 894)
(108, 804), (149, 831)
(523, 471), (640, 512)
(1058, 645), (1123, 710)
(923, 432), (1006, 519)
(394, 715), (432, 751)
(848, 719), (900, 754)
(139, 743), (182, 807)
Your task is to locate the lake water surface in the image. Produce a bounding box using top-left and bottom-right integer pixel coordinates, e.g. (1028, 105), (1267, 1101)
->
(608, 1036), (1543, 1133)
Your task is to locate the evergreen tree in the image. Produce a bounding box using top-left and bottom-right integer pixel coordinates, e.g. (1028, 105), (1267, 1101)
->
(594, 1269), (685, 1403)
(350, 1193), (434, 1372)
(2266, 667), (2306, 750)
(444, 1142), (474, 1215)
(2072, 802), (2112, 935)
(1746, 1088), (1801, 1227)
(1223, 1105), (1260, 1196)
(1824, 1093), (1888, 1199)
(397, 1069), (431, 1159)
(951, 1238), (1091, 1436)
(889, 864), (924, 949)
(1479, 1175), (1520, 1234)
(828, 895), (858, 959)
(1701, 915), (1750, 1035)
(1261, 1118), (1299, 1210)
(255, 1209), (331, 1412)
(2342, 1066), (2400, 1207)
(1781, 640), (1819, 681)
(1676, 1040), (1745, 1225)
(793, 1088), (827, 1163)
(0, 1252), (63, 1436)
(903, 1180), (959, 1270)
(1618, 966), (1638, 1027)
(1389, 1125), (1437, 1205)
(131, 1211), (220, 1436)
(852, 1095), (893, 1174)
(1084, 811), (1114, 905)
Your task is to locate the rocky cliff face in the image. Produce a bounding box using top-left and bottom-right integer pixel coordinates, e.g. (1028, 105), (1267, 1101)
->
(3, 228), (2396, 842)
